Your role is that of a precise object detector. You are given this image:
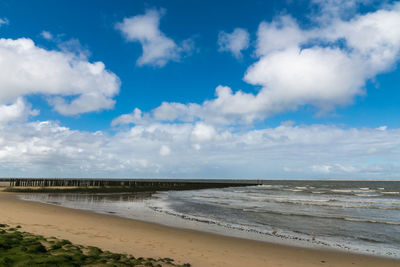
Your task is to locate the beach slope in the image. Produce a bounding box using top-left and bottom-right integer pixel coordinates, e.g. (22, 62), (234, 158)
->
(0, 191), (398, 267)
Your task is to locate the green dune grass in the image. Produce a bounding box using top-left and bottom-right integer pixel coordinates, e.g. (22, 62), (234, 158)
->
(0, 224), (190, 267)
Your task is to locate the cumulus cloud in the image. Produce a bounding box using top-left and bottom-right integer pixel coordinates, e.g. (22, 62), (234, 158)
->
(1, 120), (400, 178)
(116, 9), (193, 67)
(111, 108), (148, 126)
(0, 98), (38, 124)
(218, 28), (250, 58)
(191, 123), (216, 142)
(2, 2), (400, 180)
(0, 37), (120, 116)
(115, 3), (400, 125)
(113, 85), (267, 125)
(244, 2), (400, 116)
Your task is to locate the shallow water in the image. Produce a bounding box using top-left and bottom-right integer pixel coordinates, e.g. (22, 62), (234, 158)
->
(20, 180), (400, 258)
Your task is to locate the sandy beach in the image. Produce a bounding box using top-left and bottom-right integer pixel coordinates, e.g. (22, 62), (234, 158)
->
(0, 191), (398, 267)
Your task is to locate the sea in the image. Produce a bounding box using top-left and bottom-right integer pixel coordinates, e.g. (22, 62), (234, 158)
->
(19, 180), (400, 258)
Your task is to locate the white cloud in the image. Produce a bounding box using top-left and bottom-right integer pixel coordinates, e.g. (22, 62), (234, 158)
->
(0, 37), (120, 116)
(320, 5), (400, 73)
(191, 123), (216, 142)
(218, 28), (250, 58)
(1, 120), (400, 178)
(244, 46), (366, 113)
(1, 2), (399, 180)
(310, 0), (379, 23)
(243, 2), (400, 116)
(311, 163), (366, 174)
(115, 3), (400, 125)
(40, 30), (91, 58)
(57, 38), (91, 58)
(312, 165), (332, 174)
(112, 85), (268, 125)
(159, 145), (171, 156)
(116, 9), (193, 67)
(254, 16), (306, 57)
(0, 18), (9, 27)
(0, 98), (38, 124)
(40, 31), (53, 40)
(111, 108), (147, 126)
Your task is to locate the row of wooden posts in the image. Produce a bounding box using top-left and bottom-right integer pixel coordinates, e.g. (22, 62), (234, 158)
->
(3, 178), (260, 188)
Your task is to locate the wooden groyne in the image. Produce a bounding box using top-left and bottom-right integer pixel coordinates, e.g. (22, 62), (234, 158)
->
(0, 178), (260, 189)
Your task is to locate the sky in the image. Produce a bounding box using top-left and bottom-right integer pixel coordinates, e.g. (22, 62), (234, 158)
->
(0, 0), (400, 179)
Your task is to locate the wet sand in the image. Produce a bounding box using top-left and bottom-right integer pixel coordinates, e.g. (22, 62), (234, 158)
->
(0, 191), (398, 267)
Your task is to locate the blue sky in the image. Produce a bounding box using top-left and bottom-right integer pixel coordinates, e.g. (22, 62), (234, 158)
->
(0, 0), (400, 179)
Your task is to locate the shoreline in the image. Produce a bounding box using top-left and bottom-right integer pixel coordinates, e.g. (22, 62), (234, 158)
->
(0, 191), (399, 266)
(25, 190), (393, 257)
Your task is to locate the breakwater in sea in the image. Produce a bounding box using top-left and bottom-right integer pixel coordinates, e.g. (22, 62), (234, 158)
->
(0, 178), (259, 189)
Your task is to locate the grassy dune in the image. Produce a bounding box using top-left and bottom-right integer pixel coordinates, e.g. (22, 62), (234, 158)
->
(0, 224), (190, 267)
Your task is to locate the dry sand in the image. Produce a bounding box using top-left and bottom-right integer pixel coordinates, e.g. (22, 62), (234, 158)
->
(0, 191), (398, 267)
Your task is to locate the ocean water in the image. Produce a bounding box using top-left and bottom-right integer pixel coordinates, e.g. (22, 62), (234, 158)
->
(19, 180), (400, 258)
